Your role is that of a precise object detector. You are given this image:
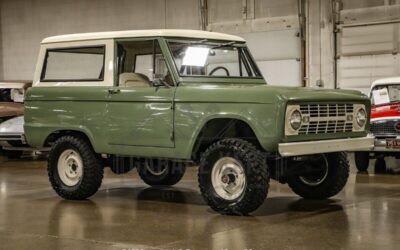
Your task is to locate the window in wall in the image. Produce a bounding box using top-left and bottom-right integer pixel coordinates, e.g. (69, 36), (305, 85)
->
(116, 39), (172, 87)
(41, 46), (105, 81)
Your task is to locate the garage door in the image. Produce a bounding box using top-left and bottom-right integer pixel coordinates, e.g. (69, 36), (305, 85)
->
(207, 0), (302, 87)
(337, 22), (400, 94)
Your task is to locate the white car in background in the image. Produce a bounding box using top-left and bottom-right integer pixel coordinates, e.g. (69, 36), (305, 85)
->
(0, 116), (26, 158)
(354, 77), (400, 172)
(0, 81), (48, 159)
(0, 81), (30, 123)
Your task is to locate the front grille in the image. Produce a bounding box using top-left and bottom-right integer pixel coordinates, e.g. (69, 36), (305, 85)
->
(370, 120), (400, 136)
(298, 104), (354, 135)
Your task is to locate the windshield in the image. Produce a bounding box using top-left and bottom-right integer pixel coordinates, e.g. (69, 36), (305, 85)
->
(167, 40), (262, 79)
(371, 84), (400, 105)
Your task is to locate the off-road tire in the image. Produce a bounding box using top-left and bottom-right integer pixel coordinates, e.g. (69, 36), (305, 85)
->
(374, 158), (387, 173)
(198, 138), (269, 215)
(48, 136), (103, 200)
(287, 152), (349, 199)
(137, 159), (186, 186)
(354, 152), (369, 171)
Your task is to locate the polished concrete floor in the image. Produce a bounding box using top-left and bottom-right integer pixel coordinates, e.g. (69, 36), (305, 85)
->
(0, 154), (400, 250)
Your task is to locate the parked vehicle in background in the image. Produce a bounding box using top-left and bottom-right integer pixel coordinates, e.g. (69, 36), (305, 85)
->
(25, 30), (373, 215)
(355, 77), (400, 172)
(0, 81), (32, 158)
(0, 116), (26, 158)
(0, 81), (31, 123)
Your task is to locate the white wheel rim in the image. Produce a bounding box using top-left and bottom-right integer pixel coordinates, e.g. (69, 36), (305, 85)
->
(211, 157), (246, 201)
(145, 161), (168, 176)
(299, 155), (329, 186)
(57, 149), (83, 187)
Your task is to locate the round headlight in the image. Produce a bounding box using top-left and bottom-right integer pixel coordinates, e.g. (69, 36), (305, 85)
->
(289, 110), (302, 130)
(356, 108), (367, 127)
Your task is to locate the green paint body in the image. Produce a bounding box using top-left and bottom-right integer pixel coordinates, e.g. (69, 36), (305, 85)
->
(24, 37), (370, 160)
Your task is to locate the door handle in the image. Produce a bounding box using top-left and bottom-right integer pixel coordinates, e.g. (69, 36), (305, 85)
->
(108, 88), (121, 95)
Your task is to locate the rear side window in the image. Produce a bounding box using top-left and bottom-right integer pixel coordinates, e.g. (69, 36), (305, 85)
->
(41, 46), (105, 81)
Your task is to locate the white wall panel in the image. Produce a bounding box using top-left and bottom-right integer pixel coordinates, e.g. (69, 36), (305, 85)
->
(241, 30), (302, 86)
(342, 0), (385, 10)
(241, 30), (300, 60)
(207, 0), (302, 87)
(340, 24), (394, 56)
(255, 0), (298, 18)
(257, 59), (301, 86)
(337, 54), (400, 95)
(337, 21), (400, 94)
(0, 0), (200, 80)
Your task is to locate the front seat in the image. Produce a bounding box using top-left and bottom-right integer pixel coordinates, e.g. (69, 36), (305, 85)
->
(119, 73), (151, 87)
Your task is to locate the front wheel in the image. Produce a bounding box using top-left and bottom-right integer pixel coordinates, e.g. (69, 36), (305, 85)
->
(48, 136), (104, 200)
(198, 138), (269, 215)
(287, 152), (349, 199)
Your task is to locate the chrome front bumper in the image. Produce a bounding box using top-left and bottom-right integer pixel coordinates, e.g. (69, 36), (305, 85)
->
(278, 135), (375, 157)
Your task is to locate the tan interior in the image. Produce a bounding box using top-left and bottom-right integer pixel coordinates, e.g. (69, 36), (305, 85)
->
(118, 73), (151, 87)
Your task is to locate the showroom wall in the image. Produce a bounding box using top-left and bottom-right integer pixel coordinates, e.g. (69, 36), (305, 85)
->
(0, 0), (200, 80)
(336, 0), (400, 94)
(1, 0), (400, 93)
(207, 0), (303, 87)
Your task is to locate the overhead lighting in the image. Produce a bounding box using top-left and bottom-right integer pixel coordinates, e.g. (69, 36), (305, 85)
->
(182, 47), (210, 67)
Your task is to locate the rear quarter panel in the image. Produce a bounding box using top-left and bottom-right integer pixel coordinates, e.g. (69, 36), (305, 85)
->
(24, 87), (109, 152)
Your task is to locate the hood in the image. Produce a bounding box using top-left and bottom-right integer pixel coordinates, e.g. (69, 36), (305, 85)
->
(265, 85), (368, 103)
(371, 103), (400, 120)
(176, 83), (369, 104)
(0, 115), (24, 134)
(0, 102), (24, 118)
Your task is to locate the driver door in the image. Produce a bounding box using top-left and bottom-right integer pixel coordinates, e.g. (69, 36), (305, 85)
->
(106, 39), (175, 149)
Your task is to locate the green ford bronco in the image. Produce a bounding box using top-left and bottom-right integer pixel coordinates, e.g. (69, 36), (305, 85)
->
(25, 29), (374, 215)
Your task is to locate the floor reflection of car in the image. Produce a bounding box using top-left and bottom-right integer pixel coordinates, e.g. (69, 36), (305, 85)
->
(355, 77), (400, 172)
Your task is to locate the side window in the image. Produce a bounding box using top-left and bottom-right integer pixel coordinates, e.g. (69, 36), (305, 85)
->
(41, 46), (105, 81)
(116, 39), (172, 87)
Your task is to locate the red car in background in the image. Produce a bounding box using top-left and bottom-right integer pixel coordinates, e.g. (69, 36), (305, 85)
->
(355, 77), (400, 172)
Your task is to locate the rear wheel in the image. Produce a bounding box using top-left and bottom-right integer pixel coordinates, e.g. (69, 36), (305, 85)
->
(198, 138), (269, 215)
(354, 152), (370, 171)
(48, 136), (103, 200)
(287, 152), (349, 199)
(137, 159), (186, 186)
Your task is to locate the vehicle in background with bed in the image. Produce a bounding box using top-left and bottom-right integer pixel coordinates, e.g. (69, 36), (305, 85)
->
(25, 29), (373, 215)
(0, 81), (32, 158)
(355, 77), (400, 172)
(0, 81), (30, 122)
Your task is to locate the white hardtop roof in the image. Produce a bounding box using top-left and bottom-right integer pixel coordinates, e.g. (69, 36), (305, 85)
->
(42, 29), (246, 44)
(371, 77), (400, 89)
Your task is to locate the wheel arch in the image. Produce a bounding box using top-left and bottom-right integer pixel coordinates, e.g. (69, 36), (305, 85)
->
(43, 129), (97, 151)
(189, 116), (263, 162)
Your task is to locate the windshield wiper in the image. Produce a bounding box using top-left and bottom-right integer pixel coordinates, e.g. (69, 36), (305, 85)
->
(211, 41), (236, 49)
(187, 39), (209, 45)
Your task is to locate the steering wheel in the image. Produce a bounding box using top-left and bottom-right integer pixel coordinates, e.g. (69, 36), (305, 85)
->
(209, 66), (230, 76)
